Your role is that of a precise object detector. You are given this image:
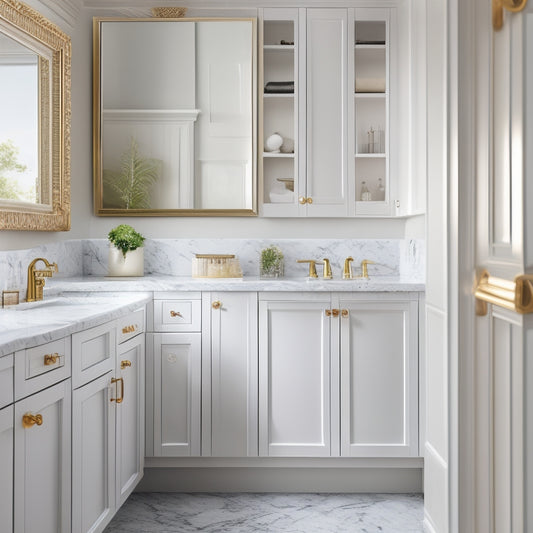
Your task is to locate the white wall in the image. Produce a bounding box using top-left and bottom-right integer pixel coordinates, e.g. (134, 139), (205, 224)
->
(0, 3), (419, 251)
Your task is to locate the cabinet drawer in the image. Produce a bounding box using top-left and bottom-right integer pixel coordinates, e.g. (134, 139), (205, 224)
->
(117, 308), (145, 344)
(72, 322), (116, 389)
(153, 299), (201, 332)
(14, 338), (71, 400)
(0, 355), (13, 409)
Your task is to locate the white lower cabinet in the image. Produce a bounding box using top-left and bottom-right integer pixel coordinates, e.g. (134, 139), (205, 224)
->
(337, 295), (419, 457)
(72, 371), (116, 533)
(72, 312), (145, 533)
(0, 404), (14, 533)
(150, 332), (201, 456)
(14, 379), (72, 533)
(116, 335), (145, 507)
(259, 293), (337, 457)
(202, 292), (258, 457)
(259, 292), (418, 458)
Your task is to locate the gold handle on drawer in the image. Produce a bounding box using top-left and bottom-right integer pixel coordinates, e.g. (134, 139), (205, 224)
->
(44, 353), (60, 365)
(212, 301), (221, 310)
(170, 310), (183, 318)
(22, 413), (43, 429)
(332, 309), (340, 317)
(122, 324), (137, 334)
(121, 360), (132, 370)
(325, 309), (332, 317)
(306, 197), (313, 204)
(110, 377), (124, 404)
(299, 196), (307, 205)
(341, 309), (349, 318)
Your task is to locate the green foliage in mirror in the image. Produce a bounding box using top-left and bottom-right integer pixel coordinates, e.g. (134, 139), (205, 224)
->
(103, 137), (161, 209)
(0, 139), (33, 202)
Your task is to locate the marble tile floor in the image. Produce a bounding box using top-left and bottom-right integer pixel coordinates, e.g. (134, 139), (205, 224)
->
(104, 493), (424, 533)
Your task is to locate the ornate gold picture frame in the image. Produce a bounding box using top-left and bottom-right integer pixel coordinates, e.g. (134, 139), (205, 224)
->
(0, 0), (71, 231)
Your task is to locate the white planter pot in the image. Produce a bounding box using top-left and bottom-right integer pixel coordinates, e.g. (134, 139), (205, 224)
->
(108, 245), (144, 277)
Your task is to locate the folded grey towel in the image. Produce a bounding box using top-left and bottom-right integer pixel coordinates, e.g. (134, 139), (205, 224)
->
(265, 81), (294, 94)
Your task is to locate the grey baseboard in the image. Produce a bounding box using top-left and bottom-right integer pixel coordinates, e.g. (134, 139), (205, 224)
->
(137, 466), (423, 493)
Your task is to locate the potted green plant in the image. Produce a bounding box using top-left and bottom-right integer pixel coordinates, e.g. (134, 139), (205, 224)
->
(260, 245), (284, 279)
(107, 224), (146, 277)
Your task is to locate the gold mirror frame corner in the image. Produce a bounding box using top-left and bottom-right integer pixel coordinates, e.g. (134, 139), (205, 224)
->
(0, 0), (71, 231)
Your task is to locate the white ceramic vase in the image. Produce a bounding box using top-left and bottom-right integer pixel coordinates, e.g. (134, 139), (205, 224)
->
(108, 245), (144, 277)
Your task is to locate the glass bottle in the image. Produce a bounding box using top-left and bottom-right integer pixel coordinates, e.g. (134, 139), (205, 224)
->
(360, 181), (372, 201)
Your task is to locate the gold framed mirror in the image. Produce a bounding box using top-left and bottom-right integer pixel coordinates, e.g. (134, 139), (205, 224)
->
(0, 0), (71, 231)
(93, 17), (257, 217)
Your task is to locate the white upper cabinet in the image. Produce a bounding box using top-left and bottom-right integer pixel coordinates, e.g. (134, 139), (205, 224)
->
(260, 5), (423, 217)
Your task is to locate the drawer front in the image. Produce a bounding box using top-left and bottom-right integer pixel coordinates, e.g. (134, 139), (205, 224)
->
(153, 299), (201, 332)
(72, 321), (116, 389)
(14, 338), (71, 400)
(0, 355), (14, 409)
(117, 308), (145, 344)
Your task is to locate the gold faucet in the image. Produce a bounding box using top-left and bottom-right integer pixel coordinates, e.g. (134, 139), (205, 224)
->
(321, 258), (333, 279)
(297, 259), (318, 278)
(354, 259), (375, 280)
(27, 257), (58, 302)
(343, 257), (354, 279)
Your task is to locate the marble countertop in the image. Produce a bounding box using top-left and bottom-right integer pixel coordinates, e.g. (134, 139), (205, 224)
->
(44, 275), (425, 294)
(0, 292), (152, 357)
(0, 275), (424, 357)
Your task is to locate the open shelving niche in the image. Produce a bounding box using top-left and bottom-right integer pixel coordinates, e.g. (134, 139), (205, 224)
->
(353, 16), (389, 216)
(260, 10), (299, 214)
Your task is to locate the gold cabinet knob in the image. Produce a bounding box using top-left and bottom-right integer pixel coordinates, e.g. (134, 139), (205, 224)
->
(341, 309), (349, 318)
(307, 197), (313, 204)
(212, 301), (222, 309)
(332, 309), (340, 317)
(44, 353), (60, 365)
(170, 310), (183, 318)
(22, 413), (43, 429)
(299, 196), (307, 205)
(121, 360), (132, 370)
(122, 324), (137, 334)
(325, 309), (332, 317)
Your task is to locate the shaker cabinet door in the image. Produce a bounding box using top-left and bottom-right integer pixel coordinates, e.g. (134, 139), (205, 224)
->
(338, 296), (419, 457)
(0, 404), (13, 533)
(259, 294), (337, 457)
(14, 380), (71, 533)
(72, 371), (115, 533)
(151, 333), (201, 456)
(202, 292), (258, 457)
(116, 334), (145, 507)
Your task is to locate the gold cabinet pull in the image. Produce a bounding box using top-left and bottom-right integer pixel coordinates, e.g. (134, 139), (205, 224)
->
(121, 360), (132, 370)
(170, 310), (183, 318)
(122, 324), (137, 334)
(332, 309), (340, 317)
(341, 309), (349, 318)
(212, 301), (222, 310)
(325, 309), (332, 317)
(22, 413), (43, 429)
(299, 196), (307, 205)
(44, 353), (60, 365)
(111, 377), (124, 404)
(307, 197), (313, 204)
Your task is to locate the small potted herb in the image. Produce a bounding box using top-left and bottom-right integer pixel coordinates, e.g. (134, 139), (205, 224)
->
(107, 224), (145, 277)
(260, 245), (284, 279)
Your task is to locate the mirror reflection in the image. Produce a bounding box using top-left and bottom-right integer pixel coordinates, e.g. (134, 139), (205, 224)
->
(95, 18), (256, 215)
(0, 33), (41, 205)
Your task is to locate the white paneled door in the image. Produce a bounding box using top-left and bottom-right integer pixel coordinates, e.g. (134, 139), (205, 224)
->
(425, 1), (533, 531)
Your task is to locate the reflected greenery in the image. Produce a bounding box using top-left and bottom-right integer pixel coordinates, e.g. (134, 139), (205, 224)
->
(0, 139), (34, 202)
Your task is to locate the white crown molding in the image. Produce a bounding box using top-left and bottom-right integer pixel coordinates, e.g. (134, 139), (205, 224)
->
(37, 0), (81, 30)
(83, 0), (400, 9)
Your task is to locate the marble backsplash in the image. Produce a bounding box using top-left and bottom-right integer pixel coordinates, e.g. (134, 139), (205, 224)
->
(0, 238), (425, 298)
